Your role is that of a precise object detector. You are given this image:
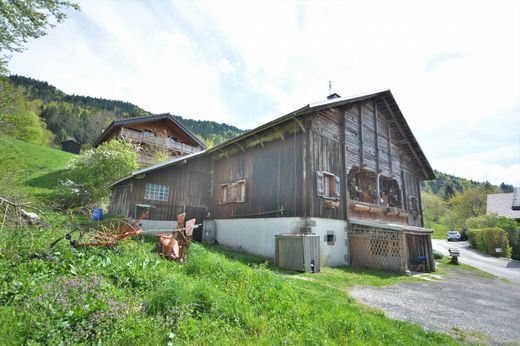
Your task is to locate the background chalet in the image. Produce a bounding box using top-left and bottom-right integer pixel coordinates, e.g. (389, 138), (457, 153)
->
(94, 114), (206, 166)
(109, 90), (436, 273)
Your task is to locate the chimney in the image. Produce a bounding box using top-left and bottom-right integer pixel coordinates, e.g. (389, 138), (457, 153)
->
(327, 93), (341, 100)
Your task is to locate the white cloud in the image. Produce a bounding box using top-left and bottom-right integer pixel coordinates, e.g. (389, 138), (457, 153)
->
(7, 0), (520, 185)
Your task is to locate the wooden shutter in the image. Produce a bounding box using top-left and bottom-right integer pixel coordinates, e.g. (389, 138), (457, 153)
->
(334, 175), (341, 197)
(226, 184), (233, 202)
(237, 180), (246, 202)
(316, 171), (324, 196)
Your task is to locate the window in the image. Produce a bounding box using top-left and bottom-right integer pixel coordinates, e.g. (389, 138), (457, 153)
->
(409, 196), (418, 213)
(144, 183), (169, 201)
(316, 171), (340, 199)
(218, 180), (246, 203)
(326, 232), (336, 245)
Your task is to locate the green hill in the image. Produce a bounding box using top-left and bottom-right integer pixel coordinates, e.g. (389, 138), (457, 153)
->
(8, 75), (244, 147)
(0, 134), (73, 201)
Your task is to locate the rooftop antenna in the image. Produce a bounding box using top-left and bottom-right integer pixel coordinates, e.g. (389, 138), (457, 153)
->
(329, 81), (332, 96)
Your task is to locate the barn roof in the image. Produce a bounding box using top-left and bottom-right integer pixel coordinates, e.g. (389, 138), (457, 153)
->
(110, 89), (436, 186)
(93, 113), (207, 148)
(487, 192), (520, 219)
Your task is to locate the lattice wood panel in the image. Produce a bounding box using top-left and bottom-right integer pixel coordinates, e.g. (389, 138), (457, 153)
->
(349, 224), (406, 273)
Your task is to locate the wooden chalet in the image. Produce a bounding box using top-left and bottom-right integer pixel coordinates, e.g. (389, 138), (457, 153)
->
(108, 90), (436, 273)
(93, 114), (206, 166)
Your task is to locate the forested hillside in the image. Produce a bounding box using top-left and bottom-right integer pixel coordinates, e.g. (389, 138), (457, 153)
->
(7, 75), (244, 146)
(421, 170), (513, 199)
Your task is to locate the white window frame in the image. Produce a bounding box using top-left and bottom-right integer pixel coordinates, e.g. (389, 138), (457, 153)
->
(144, 183), (169, 201)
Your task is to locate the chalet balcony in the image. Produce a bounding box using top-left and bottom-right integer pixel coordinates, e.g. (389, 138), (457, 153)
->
(120, 127), (201, 154)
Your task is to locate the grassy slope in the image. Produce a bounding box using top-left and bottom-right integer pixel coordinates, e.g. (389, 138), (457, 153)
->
(0, 138), (459, 345)
(431, 223), (449, 239)
(0, 135), (73, 200)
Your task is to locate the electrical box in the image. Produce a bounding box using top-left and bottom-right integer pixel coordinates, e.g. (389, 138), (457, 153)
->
(275, 234), (320, 273)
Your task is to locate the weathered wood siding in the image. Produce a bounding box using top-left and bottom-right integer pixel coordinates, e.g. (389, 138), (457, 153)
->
(109, 156), (211, 222)
(210, 128), (305, 219)
(308, 108), (345, 219)
(309, 99), (424, 225)
(109, 95), (427, 228)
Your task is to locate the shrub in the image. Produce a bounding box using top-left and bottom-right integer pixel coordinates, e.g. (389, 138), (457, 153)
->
(468, 228), (511, 257)
(433, 250), (444, 260)
(58, 139), (139, 207)
(466, 215), (520, 260)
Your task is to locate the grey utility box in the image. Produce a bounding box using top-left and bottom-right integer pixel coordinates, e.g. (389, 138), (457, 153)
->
(275, 234), (320, 273)
(202, 219), (216, 244)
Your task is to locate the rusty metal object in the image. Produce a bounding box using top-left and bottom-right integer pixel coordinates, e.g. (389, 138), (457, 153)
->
(50, 211), (148, 248)
(156, 213), (198, 262)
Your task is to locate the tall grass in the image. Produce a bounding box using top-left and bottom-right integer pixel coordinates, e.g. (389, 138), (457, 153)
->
(0, 227), (459, 345)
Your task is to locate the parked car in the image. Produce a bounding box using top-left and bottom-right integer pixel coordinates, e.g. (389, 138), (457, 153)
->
(447, 231), (461, 241)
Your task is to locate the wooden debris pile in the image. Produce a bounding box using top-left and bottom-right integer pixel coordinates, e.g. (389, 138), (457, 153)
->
(0, 196), (46, 231)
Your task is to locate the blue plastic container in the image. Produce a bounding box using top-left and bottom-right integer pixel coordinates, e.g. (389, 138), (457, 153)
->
(91, 208), (103, 221)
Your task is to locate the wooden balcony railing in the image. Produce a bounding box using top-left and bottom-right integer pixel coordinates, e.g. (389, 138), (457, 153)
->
(120, 127), (200, 154)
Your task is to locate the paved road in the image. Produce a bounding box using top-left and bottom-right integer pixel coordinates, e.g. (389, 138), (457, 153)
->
(432, 239), (520, 284)
(350, 269), (520, 345)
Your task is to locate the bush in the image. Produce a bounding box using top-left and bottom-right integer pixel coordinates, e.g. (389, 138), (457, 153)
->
(433, 250), (444, 260)
(468, 228), (511, 257)
(466, 215), (520, 260)
(58, 139), (139, 207)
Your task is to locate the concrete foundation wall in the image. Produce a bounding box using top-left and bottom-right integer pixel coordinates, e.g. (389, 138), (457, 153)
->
(214, 217), (349, 267)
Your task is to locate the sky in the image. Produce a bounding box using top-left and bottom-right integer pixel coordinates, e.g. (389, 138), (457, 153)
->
(7, 0), (520, 186)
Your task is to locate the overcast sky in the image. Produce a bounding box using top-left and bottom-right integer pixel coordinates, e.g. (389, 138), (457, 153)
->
(7, 0), (520, 186)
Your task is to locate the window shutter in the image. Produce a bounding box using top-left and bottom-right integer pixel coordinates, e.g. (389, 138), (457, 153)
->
(227, 185), (233, 202)
(334, 175), (341, 197)
(239, 181), (246, 202)
(316, 171), (324, 196)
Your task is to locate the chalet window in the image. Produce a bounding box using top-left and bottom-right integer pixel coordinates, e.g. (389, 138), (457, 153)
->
(144, 183), (169, 201)
(316, 171), (340, 199)
(218, 180), (246, 203)
(409, 196), (419, 213)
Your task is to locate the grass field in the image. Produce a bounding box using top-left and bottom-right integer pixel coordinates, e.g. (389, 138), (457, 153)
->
(0, 134), (73, 200)
(0, 136), (460, 345)
(430, 223), (449, 239)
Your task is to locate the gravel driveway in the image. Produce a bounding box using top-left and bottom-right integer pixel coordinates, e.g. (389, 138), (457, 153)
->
(350, 268), (520, 345)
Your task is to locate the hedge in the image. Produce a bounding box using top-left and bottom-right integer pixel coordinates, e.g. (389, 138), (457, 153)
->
(468, 228), (511, 258)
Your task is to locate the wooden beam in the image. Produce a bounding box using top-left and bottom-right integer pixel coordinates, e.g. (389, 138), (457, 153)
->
(358, 104), (364, 167)
(374, 100), (380, 173)
(273, 126), (285, 141)
(235, 142), (245, 152)
(340, 109), (347, 220)
(252, 134), (264, 147)
(293, 117), (306, 133)
(387, 122), (393, 174)
(382, 97), (429, 179)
